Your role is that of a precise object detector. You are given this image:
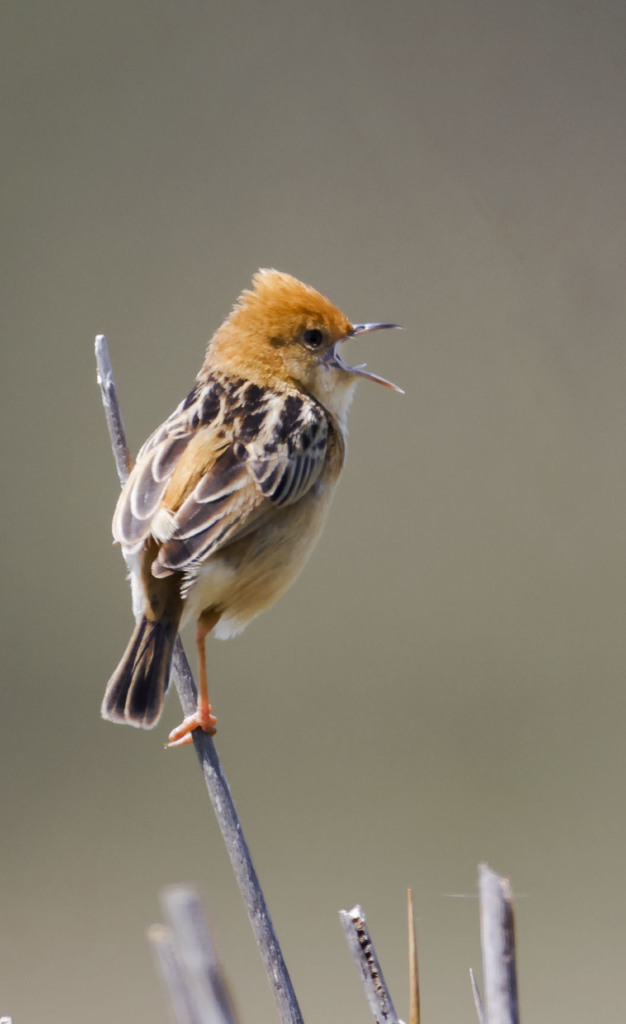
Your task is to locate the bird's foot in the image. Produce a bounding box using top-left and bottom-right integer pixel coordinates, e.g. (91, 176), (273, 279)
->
(166, 704), (217, 748)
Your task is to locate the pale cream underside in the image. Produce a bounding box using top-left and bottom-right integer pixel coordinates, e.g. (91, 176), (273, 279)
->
(183, 479), (333, 638)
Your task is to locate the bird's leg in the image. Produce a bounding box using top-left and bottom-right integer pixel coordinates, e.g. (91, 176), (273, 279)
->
(167, 609), (220, 748)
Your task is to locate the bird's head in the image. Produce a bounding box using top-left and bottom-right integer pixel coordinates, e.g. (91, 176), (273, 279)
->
(205, 269), (402, 421)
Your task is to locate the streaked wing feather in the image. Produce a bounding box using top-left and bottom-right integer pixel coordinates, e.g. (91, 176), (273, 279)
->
(116, 382), (330, 577)
(151, 394), (329, 575)
(112, 386), (207, 548)
(153, 450), (263, 575)
(114, 436), (195, 547)
(246, 401), (328, 507)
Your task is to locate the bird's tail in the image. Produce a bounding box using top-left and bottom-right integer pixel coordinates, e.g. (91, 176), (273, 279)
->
(101, 615), (179, 729)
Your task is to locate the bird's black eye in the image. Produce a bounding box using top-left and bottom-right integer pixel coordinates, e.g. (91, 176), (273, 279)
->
(302, 328), (324, 350)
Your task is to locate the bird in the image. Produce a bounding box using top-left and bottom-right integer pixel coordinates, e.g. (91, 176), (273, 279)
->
(102, 269), (402, 746)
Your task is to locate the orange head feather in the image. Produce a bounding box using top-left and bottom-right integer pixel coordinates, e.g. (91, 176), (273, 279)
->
(203, 270), (351, 379)
(201, 269), (402, 412)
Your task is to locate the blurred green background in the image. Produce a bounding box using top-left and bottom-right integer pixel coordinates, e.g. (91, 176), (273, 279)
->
(3, 1), (626, 1020)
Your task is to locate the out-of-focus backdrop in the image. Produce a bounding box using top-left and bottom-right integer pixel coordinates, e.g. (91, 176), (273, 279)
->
(3, 1), (626, 1021)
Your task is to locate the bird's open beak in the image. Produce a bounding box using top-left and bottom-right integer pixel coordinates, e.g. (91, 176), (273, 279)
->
(328, 322), (404, 393)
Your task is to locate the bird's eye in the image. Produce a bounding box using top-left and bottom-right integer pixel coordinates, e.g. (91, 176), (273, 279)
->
(302, 328), (324, 350)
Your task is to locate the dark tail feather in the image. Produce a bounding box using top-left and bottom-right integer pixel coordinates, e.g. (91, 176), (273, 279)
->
(102, 615), (178, 729)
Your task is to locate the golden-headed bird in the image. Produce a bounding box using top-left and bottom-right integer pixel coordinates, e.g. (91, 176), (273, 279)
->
(102, 269), (402, 745)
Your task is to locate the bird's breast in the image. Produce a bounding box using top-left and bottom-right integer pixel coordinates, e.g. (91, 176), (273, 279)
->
(181, 449), (343, 638)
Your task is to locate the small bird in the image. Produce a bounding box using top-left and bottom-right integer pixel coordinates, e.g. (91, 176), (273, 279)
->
(102, 269), (402, 746)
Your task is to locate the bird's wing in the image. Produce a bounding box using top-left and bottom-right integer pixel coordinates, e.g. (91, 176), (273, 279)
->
(242, 392), (329, 506)
(113, 373), (254, 549)
(112, 390), (203, 554)
(151, 391), (330, 576)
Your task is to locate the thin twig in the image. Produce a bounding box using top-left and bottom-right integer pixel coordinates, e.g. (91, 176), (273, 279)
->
(339, 905), (400, 1024)
(158, 884), (239, 1024)
(95, 335), (133, 485)
(95, 334), (304, 1024)
(478, 863), (520, 1024)
(469, 967), (487, 1024)
(148, 923), (201, 1024)
(147, 925), (200, 1024)
(407, 889), (420, 1024)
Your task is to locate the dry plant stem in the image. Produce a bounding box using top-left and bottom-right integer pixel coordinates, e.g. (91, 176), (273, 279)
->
(95, 335), (133, 485)
(160, 884), (238, 1024)
(469, 967), (487, 1024)
(478, 863), (520, 1024)
(95, 334), (304, 1024)
(339, 905), (400, 1024)
(407, 889), (420, 1024)
(148, 924), (201, 1024)
(173, 644), (303, 1024)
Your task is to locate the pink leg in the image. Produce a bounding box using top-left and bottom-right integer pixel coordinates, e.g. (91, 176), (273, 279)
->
(167, 610), (219, 748)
